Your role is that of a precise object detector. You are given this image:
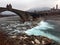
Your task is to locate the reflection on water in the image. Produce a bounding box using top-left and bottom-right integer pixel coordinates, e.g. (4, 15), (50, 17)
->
(25, 20), (60, 43)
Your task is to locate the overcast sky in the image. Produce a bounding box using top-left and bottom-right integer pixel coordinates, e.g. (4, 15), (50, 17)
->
(0, 0), (60, 11)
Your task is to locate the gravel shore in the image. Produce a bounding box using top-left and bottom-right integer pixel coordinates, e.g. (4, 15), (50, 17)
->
(0, 30), (55, 45)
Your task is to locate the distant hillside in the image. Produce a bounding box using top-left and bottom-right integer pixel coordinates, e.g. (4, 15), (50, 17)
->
(27, 7), (51, 12)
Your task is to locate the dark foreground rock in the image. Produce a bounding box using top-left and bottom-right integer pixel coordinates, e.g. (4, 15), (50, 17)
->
(0, 30), (56, 45)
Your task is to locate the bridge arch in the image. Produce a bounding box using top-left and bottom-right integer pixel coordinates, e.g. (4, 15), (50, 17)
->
(0, 11), (17, 15)
(0, 7), (29, 22)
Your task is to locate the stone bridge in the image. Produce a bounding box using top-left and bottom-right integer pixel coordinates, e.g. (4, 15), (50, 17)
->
(0, 4), (40, 22)
(1, 4), (60, 22)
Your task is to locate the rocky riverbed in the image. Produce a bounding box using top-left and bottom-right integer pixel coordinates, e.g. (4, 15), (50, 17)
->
(0, 16), (38, 35)
(0, 16), (60, 45)
(0, 31), (57, 45)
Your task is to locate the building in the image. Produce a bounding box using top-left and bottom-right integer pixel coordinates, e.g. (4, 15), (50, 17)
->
(6, 4), (12, 9)
(56, 4), (58, 9)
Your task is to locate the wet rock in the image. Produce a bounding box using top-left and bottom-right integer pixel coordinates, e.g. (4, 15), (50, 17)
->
(0, 30), (9, 45)
(0, 31), (57, 45)
(10, 36), (17, 38)
(34, 39), (40, 44)
(42, 38), (52, 45)
(31, 41), (34, 44)
(7, 34), (53, 45)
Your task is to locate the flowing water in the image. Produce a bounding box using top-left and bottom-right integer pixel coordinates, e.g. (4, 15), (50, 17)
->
(25, 20), (60, 43)
(0, 16), (60, 43)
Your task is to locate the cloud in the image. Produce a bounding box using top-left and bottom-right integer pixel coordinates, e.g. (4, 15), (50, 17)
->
(0, 0), (59, 11)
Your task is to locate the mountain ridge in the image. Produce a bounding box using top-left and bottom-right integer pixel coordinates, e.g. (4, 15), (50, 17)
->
(27, 7), (51, 12)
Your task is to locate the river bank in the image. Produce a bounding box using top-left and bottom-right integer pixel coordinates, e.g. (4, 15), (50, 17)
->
(0, 16), (60, 45)
(0, 31), (56, 45)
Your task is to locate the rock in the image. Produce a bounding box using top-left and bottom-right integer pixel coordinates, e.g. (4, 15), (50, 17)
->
(23, 44), (26, 45)
(0, 32), (54, 45)
(42, 38), (52, 45)
(34, 39), (40, 44)
(31, 41), (34, 44)
(10, 36), (17, 38)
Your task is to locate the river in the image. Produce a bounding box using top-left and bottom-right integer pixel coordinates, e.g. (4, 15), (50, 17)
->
(0, 16), (60, 43)
(25, 20), (60, 43)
